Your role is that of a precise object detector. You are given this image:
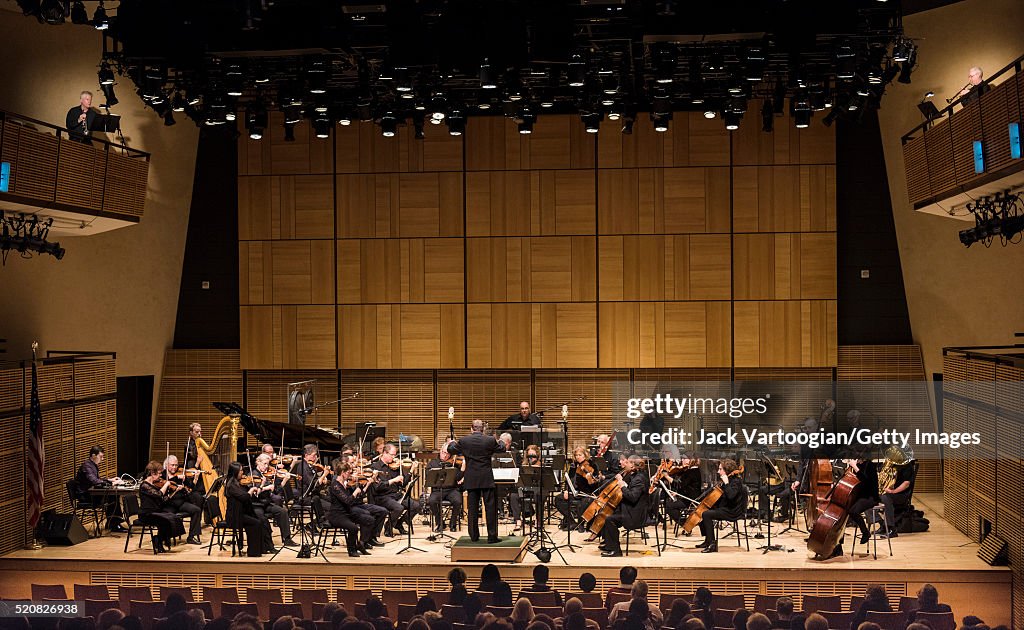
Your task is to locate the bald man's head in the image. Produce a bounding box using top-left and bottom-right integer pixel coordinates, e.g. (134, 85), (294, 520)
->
(472, 419), (484, 433)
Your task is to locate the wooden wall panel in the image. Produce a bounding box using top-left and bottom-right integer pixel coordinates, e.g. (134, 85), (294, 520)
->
(531, 304), (597, 368)
(436, 370), (533, 438)
(466, 236), (596, 302)
(238, 175), (334, 240)
(733, 233), (836, 299)
(337, 173), (463, 238)
(466, 304), (597, 368)
(732, 107), (836, 166)
(733, 300), (837, 368)
(467, 304), (533, 368)
(240, 305), (336, 369)
(533, 369), (630, 447)
(337, 238), (464, 303)
(465, 170), (596, 236)
(733, 166), (836, 233)
(335, 122), (463, 173)
(245, 370), (339, 427)
(596, 113), (729, 168)
(338, 305), (465, 369)
(339, 370), (436, 449)
(239, 240), (334, 305)
(598, 302), (731, 368)
(237, 112), (332, 176)
(465, 116), (595, 171)
(597, 168), (730, 234)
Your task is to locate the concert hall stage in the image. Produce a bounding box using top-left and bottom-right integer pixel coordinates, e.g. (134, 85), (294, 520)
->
(0, 494), (1010, 625)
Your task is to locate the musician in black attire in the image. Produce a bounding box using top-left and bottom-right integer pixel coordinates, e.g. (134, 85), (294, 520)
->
(447, 419), (507, 543)
(327, 462), (377, 557)
(496, 433), (522, 525)
(224, 461), (275, 557)
(695, 458), (747, 553)
(65, 91), (97, 144)
(75, 445), (126, 532)
(293, 444), (330, 530)
(427, 442), (465, 533)
(844, 453), (880, 554)
(138, 461), (186, 554)
(161, 455), (203, 544)
(499, 401), (543, 430)
(598, 454), (649, 558)
(594, 434), (621, 476)
(253, 454), (297, 546)
(182, 423), (208, 495)
(555, 446), (601, 530)
(341, 451), (388, 546)
(371, 444), (421, 536)
(662, 452), (702, 525)
(879, 461), (914, 537)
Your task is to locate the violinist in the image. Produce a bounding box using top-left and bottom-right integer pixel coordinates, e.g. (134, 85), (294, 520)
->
(694, 458), (746, 554)
(253, 454), (297, 547)
(224, 461), (276, 557)
(371, 444), (421, 537)
(595, 434), (620, 476)
(341, 450), (388, 546)
(138, 461), (187, 554)
(598, 454), (649, 558)
(555, 446), (601, 531)
(294, 444), (330, 531)
(427, 440), (465, 533)
(327, 461), (377, 557)
(161, 455), (203, 544)
(656, 446), (701, 525)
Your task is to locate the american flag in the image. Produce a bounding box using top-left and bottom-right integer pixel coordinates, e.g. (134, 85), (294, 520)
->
(26, 342), (44, 530)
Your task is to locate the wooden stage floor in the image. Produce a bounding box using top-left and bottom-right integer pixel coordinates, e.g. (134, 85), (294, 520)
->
(0, 494), (1012, 625)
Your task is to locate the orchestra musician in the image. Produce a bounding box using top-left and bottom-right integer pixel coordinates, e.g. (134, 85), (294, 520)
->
(597, 454), (649, 557)
(182, 423), (208, 495)
(594, 434), (621, 476)
(447, 419), (507, 543)
(499, 401), (543, 430)
(341, 451), (388, 546)
(843, 451), (881, 554)
(555, 445), (602, 531)
(75, 445), (126, 532)
(224, 461), (276, 557)
(293, 444), (330, 531)
(658, 447), (702, 525)
(427, 440), (465, 533)
(695, 458), (747, 554)
(161, 455), (203, 544)
(252, 454), (297, 547)
(371, 444), (421, 537)
(879, 457), (914, 538)
(497, 432), (522, 526)
(138, 461), (187, 554)
(371, 437), (387, 459)
(327, 462), (377, 557)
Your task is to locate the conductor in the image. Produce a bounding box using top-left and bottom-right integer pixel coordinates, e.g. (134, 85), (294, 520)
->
(447, 419), (506, 543)
(499, 401), (543, 430)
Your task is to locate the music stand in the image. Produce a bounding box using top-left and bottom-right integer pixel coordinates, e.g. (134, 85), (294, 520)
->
(778, 458), (807, 536)
(395, 474), (425, 555)
(424, 467), (458, 544)
(524, 429), (567, 564)
(917, 101), (940, 122)
(89, 114), (121, 133)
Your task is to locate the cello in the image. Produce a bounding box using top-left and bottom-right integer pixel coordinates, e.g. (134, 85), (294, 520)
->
(807, 462), (862, 559)
(581, 469), (631, 535)
(682, 464), (743, 534)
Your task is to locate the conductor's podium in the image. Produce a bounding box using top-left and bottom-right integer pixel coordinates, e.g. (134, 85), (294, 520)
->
(450, 535), (528, 563)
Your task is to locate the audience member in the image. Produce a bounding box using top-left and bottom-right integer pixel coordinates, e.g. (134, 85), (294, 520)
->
(855, 624), (880, 630)
(479, 565), (514, 608)
(803, 615), (827, 630)
(557, 598), (599, 630)
(578, 574), (597, 595)
(428, 619), (454, 630)
(773, 598), (794, 629)
(272, 616), (296, 630)
(228, 613), (261, 630)
(731, 609), (750, 630)
(788, 615), (805, 630)
(120, 617), (144, 630)
(563, 613), (589, 630)
(605, 567), (638, 609)
(205, 618), (230, 630)
(905, 625), (930, 630)
(407, 619), (430, 630)
(417, 597), (438, 615)
(365, 597), (394, 630)
(521, 565), (563, 606)
(511, 598), (536, 630)
(665, 599), (691, 628)
(322, 603), (342, 621)
(746, 614), (772, 630)
(851, 586), (891, 630)
(681, 619), (706, 630)
(692, 589), (713, 630)
(449, 569), (468, 587)
(527, 622), (551, 630)
(97, 609), (126, 630)
(331, 609), (350, 630)
(475, 613), (496, 629)
(163, 594), (187, 619)
(532, 614), (554, 630)
(908, 584), (952, 621)
(608, 582), (662, 629)
(464, 595), (483, 622)
(451, 585), (469, 607)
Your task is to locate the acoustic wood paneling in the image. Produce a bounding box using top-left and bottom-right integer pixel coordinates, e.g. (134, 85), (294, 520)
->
(465, 116), (595, 171)
(732, 106), (836, 166)
(244, 370), (339, 427)
(733, 233), (836, 300)
(10, 123), (57, 201)
(338, 305), (465, 369)
(338, 370), (436, 449)
(337, 172), (463, 238)
(335, 121), (464, 173)
(238, 112), (332, 176)
(950, 100), (984, 187)
(466, 304), (596, 368)
(435, 370), (533, 438)
(238, 175), (334, 240)
(598, 235), (731, 301)
(239, 240), (335, 305)
(597, 167), (730, 234)
(102, 152), (149, 218)
(533, 369), (630, 447)
(56, 139), (105, 211)
(240, 306), (336, 369)
(465, 170), (596, 236)
(734, 301), (837, 368)
(924, 121), (956, 198)
(903, 135), (931, 205)
(597, 112), (730, 168)
(598, 302), (731, 368)
(466, 304), (533, 368)
(466, 236), (596, 302)
(732, 165), (836, 233)
(338, 238), (464, 303)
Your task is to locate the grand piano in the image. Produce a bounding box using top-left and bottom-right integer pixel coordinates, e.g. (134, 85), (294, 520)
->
(213, 402), (351, 453)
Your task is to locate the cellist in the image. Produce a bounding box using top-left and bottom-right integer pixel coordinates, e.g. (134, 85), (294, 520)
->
(694, 458), (746, 553)
(598, 454), (649, 558)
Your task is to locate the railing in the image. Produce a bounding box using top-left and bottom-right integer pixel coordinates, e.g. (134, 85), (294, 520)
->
(0, 109), (151, 220)
(901, 53), (1024, 209)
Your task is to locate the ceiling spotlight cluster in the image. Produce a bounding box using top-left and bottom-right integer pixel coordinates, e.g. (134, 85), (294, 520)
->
(959, 192), (1024, 248)
(0, 213), (65, 265)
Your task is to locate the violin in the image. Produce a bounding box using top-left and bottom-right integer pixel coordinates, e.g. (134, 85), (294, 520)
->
(577, 459), (603, 485)
(648, 459), (691, 494)
(387, 459), (402, 470)
(269, 456), (296, 467)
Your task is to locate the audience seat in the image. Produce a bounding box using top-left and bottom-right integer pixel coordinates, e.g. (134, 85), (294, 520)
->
(800, 595), (842, 614)
(659, 593), (694, 613)
(83, 599), (118, 619)
(383, 590), (419, 617)
(74, 585), (110, 601)
(817, 611), (855, 629)
(159, 586), (195, 602)
(220, 602), (260, 620)
(912, 611), (955, 630)
(291, 589), (329, 620)
(336, 589), (372, 615)
(269, 602), (304, 622)
(245, 587), (284, 621)
(187, 601), (215, 620)
(118, 586), (154, 610)
(864, 611), (907, 630)
(519, 591), (559, 607)
(566, 593), (603, 609)
(582, 607), (609, 629)
(427, 591), (451, 607)
(31, 585), (68, 600)
(709, 594), (744, 611)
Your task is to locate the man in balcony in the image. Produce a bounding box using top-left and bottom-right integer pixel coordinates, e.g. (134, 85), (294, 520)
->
(66, 90), (96, 144)
(958, 66), (990, 104)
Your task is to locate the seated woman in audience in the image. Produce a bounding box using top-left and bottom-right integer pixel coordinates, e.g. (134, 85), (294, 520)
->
(730, 609), (750, 630)
(478, 564), (514, 607)
(908, 584), (952, 620)
(511, 598), (535, 630)
(417, 597), (438, 615)
(851, 586), (891, 630)
(664, 599), (691, 629)
(691, 589), (713, 630)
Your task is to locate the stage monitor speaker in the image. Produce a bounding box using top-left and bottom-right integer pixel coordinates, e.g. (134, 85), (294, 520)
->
(42, 513), (89, 546)
(977, 532), (1008, 566)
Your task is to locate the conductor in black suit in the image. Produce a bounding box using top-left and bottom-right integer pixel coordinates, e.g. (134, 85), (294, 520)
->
(66, 91), (97, 144)
(447, 419), (506, 543)
(499, 401), (543, 430)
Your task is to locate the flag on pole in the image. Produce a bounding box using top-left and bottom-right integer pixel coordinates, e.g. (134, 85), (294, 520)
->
(26, 341), (44, 530)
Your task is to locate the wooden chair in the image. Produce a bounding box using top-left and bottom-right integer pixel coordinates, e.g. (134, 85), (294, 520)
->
(817, 611), (855, 629)
(292, 589), (330, 620)
(472, 592), (494, 608)
(442, 604), (468, 624)
(221, 602), (260, 620)
(565, 593), (603, 609)
(245, 588), (284, 621)
(312, 603), (331, 620)
(864, 611), (907, 630)
(336, 589), (373, 615)
(119, 586), (154, 610)
(582, 607), (609, 629)
(849, 596), (864, 612)
(710, 595), (745, 611)
(427, 591), (451, 607)
(383, 590), (419, 618)
(397, 603), (419, 623)
(83, 599), (118, 619)
(606, 592), (630, 610)
(752, 595), (776, 614)
(74, 585), (110, 601)
(659, 593), (695, 613)
(519, 591), (559, 607)
(354, 603), (367, 620)
(187, 601), (215, 620)
(898, 596), (919, 613)
(536, 606), (562, 619)
(801, 595), (842, 614)
(314, 622), (332, 630)
(130, 600), (166, 620)
(31, 585), (68, 600)
(159, 586), (195, 602)
(712, 609), (739, 628)
(269, 602), (304, 622)
(486, 606), (512, 618)
(912, 612), (955, 630)
(201, 587), (240, 618)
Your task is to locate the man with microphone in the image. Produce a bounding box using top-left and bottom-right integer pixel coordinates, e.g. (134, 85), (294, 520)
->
(66, 91), (96, 144)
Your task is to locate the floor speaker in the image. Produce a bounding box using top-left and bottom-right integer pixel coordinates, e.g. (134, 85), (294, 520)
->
(42, 513), (89, 546)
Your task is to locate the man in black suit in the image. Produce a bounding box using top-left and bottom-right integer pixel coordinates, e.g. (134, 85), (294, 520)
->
(371, 443), (421, 536)
(75, 445), (126, 532)
(499, 401), (543, 430)
(66, 91), (97, 144)
(598, 454), (649, 557)
(447, 419), (506, 543)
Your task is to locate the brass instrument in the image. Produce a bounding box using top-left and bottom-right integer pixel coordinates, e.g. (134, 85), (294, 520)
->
(195, 415), (241, 523)
(878, 444), (914, 495)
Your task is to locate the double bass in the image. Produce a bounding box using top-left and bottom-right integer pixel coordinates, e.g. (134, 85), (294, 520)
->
(803, 459), (834, 527)
(807, 463), (862, 559)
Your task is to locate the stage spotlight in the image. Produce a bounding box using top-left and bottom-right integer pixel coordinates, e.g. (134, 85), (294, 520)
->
(246, 105), (267, 139)
(704, 110), (716, 119)
(283, 122), (296, 142)
(476, 94), (492, 110)
(723, 111), (741, 131)
(163, 110), (176, 126)
(39, 0), (63, 24)
(70, 1), (88, 24)
(381, 113), (398, 137)
(607, 102), (622, 121)
(447, 109), (465, 136)
(395, 67), (412, 92)
(480, 58), (497, 89)
(313, 117), (331, 139)
(761, 100), (774, 132)
(654, 44), (677, 84)
(412, 112), (425, 139)
(620, 114), (635, 135)
(518, 119), (534, 134)
(582, 112), (601, 133)
(100, 83), (118, 108)
(171, 92), (186, 112)
(652, 113), (671, 133)
(284, 106), (302, 124)
(98, 63), (114, 86)
(898, 50), (917, 84)
(794, 109), (811, 129)
(568, 53), (586, 87)
(338, 111), (353, 126)
(822, 108), (839, 127)
(92, 0), (108, 29)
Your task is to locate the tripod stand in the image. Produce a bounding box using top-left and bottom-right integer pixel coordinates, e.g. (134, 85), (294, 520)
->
(522, 464), (566, 564)
(396, 475), (425, 555)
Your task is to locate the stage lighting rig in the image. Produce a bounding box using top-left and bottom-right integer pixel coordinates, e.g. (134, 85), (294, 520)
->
(959, 193), (1024, 248)
(0, 212), (65, 265)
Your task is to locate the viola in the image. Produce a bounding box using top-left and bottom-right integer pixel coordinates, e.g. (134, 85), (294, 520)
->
(648, 459), (695, 494)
